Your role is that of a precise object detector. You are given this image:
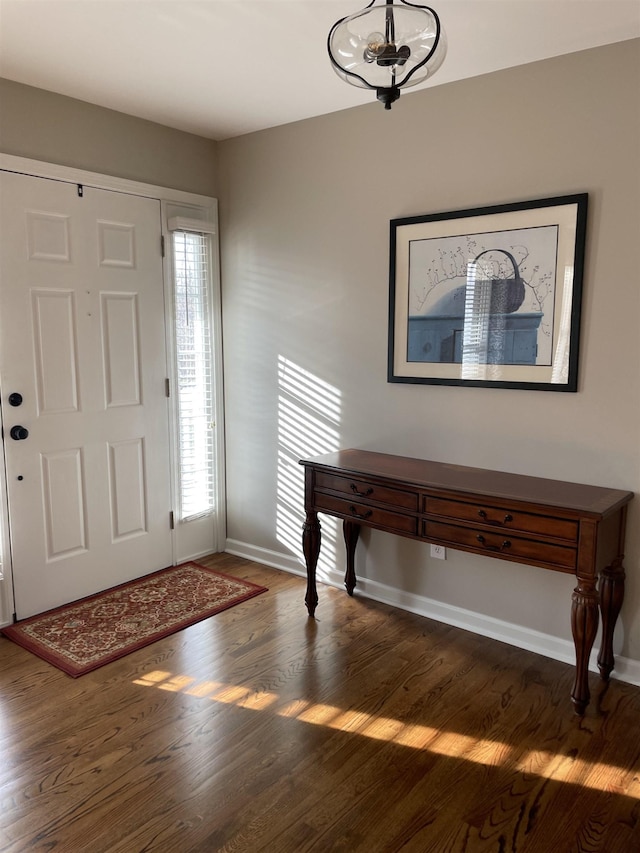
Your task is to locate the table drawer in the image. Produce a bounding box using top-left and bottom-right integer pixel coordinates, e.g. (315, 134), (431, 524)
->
(315, 471), (418, 511)
(424, 496), (578, 543)
(424, 520), (576, 571)
(315, 493), (418, 535)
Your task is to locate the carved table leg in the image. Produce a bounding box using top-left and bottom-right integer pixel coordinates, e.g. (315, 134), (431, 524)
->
(303, 511), (321, 617)
(343, 520), (361, 596)
(571, 578), (599, 715)
(598, 559), (625, 680)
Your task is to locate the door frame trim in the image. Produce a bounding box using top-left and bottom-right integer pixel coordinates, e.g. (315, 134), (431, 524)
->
(0, 154), (216, 206)
(0, 154), (225, 626)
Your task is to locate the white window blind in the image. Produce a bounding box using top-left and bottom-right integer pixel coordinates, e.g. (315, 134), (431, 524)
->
(171, 229), (216, 521)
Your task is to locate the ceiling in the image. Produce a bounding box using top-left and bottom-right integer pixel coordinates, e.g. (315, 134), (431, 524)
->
(1, 1), (639, 141)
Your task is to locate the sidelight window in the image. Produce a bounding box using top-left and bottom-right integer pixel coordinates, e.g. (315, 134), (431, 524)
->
(170, 228), (216, 521)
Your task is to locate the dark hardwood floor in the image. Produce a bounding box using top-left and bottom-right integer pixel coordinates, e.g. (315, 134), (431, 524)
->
(1, 553), (639, 852)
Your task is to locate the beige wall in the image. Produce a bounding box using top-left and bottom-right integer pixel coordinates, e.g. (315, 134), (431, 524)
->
(0, 78), (218, 195)
(218, 40), (640, 668)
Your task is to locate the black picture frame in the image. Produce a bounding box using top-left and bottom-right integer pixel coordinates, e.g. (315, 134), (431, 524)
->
(388, 194), (588, 391)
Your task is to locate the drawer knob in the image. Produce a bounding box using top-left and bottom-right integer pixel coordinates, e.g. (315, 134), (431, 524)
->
(350, 484), (373, 497)
(349, 505), (373, 520)
(476, 534), (512, 552)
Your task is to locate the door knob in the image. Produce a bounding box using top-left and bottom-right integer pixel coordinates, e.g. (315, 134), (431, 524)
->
(10, 425), (29, 441)
(8, 393), (23, 407)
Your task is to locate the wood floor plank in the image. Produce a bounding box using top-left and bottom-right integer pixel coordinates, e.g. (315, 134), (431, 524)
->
(1, 553), (639, 852)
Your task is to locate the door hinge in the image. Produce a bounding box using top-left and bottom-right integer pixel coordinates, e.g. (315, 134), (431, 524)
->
(77, 183), (84, 197)
(170, 511), (175, 530)
(165, 378), (170, 397)
(161, 234), (165, 257)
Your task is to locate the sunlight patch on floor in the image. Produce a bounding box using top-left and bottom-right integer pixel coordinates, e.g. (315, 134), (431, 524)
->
(132, 669), (639, 798)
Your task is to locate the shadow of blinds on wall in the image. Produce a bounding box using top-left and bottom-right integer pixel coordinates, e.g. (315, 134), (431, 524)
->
(167, 218), (217, 522)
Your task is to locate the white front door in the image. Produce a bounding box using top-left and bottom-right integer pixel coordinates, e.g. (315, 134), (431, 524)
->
(0, 171), (173, 619)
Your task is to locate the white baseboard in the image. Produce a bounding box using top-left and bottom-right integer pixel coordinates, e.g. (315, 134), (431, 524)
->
(225, 539), (640, 687)
(225, 539), (308, 577)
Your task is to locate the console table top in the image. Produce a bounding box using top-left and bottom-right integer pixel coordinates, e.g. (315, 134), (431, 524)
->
(300, 449), (633, 519)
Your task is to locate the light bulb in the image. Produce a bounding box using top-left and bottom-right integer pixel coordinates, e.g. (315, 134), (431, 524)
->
(364, 31), (386, 61)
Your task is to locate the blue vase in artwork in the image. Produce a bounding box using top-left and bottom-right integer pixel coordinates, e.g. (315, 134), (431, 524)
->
(408, 249), (542, 365)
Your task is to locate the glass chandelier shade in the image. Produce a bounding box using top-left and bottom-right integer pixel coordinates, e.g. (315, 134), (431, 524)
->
(327, 0), (446, 109)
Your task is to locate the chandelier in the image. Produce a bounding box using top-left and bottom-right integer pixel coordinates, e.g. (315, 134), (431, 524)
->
(327, 0), (446, 110)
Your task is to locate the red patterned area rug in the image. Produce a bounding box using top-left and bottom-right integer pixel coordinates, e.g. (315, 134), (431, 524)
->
(1, 562), (267, 677)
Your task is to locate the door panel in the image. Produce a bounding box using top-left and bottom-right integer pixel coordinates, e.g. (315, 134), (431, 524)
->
(41, 447), (87, 560)
(32, 288), (81, 414)
(102, 293), (142, 406)
(108, 437), (148, 539)
(0, 171), (173, 618)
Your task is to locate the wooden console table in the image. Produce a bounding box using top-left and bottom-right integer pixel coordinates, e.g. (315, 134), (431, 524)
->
(300, 449), (633, 714)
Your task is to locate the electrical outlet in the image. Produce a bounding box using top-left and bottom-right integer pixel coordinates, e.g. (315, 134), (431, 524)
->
(430, 544), (446, 560)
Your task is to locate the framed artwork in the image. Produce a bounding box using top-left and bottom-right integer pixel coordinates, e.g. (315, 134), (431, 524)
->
(388, 194), (588, 391)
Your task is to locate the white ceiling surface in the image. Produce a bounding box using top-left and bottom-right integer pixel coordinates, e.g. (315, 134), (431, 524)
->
(1, 0), (639, 141)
